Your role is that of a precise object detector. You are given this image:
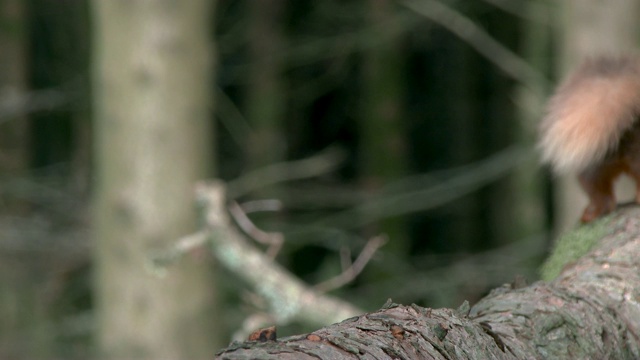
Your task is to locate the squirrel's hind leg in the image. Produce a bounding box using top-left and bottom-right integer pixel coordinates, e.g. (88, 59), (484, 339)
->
(578, 163), (622, 222)
(623, 158), (640, 204)
(621, 123), (640, 204)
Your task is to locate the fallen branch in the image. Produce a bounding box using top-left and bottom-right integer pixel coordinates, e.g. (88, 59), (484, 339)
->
(216, 205), (640, 359)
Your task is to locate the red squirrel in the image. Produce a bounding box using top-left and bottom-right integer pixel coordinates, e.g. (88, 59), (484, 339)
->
(539, 55), (640, 222)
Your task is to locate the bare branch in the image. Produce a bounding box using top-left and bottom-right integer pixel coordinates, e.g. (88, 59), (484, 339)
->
(402, 0), (549, 93)
(0, 87), (70, 123)
(228, 200), (283, 259)
(480, 0), (550, 25)
(339, 246), (351, 272)
(214, 87), (253, 146)
(317, 146), (528, 229)
(226, 145), (347, 198)
(148, 231), (208, 271)
(217, 206), (640, 359)
(314, 235), (387, 293)
(239, 199), (283, 214)
(196, 180), (363, 325)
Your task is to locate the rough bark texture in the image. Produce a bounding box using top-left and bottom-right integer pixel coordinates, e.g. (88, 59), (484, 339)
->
(216, 205), (640, 359)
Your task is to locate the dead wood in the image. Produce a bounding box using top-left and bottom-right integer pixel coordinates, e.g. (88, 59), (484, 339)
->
(216, 205), (640, 359)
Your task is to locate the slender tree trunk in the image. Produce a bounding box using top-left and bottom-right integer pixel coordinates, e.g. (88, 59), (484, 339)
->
(360, 0), (409, 253)
(245, 0), (285, 172)
(446, 43), (483, 252)
(92, 1), (219, 358)
(509, 0), (550, 242)
(0, 0), (28, 210)
(0, 1), (40, 357)
(67, 0), (92, 197)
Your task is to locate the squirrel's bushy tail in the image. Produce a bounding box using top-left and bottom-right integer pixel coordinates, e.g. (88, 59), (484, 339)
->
(540, 55), (640, 173)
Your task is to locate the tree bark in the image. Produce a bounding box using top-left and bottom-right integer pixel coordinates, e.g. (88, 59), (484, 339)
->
(92, 0), (219, 358)
(216, 205), (640, 359)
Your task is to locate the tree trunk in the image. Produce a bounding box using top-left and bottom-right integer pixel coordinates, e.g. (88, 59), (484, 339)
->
(360, 0), (409, 253)
(216, 205), (640, 359)
(0, 0), (28, 212)
(245, 0), (286, 172)
(0, 1), (41, 357)
(510, 0), (550, 241)
(92, 1), (219, 358)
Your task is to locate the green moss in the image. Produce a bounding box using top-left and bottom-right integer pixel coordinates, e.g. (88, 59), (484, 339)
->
(539, 215), (611, 281)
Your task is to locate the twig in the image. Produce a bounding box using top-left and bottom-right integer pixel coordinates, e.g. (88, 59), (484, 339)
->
(175, 231), (209, 252)
(240, 199), (283, 214)
(214, 87), (253, 146)
(480, 0), (550, 25)
(314, 235), (387, 293)
(228, 200), (283, 259)
(339, 246), (351, 272)
(402, 0), (549, 92)
(148, 231), (208, 270)
(316, 146), (529, 229)
(196, 180), (362, 325)
(226, 145), (347, 198)
(220, 12), (422, 83)
(0, 87), (70, 123)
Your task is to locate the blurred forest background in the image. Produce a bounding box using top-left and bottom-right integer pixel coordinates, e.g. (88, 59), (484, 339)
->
(0, 0), (636, 359)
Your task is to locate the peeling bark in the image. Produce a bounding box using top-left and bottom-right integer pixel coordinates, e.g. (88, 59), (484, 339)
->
(216, 205), (640, 359)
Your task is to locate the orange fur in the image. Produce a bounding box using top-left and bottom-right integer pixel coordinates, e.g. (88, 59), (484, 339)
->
(540, 55), (640, 173)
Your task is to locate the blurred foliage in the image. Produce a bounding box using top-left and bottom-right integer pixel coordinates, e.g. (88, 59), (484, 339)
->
(0, 0), (552, 357)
